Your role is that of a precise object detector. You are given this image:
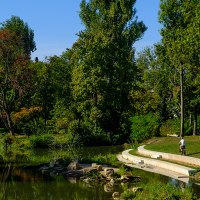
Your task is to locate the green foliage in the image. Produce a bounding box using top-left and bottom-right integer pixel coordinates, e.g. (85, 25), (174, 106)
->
(0, 16), (36, 135)
(69, 0), (147, 144)
(51, 100), (75, 134)
(1, 15), (36, 56)
(30, 134), (54, 148)
(66, 118), (111, 146)
(159, 0), (200, 137)
(160, 119), (180, 136)
(0, 2), (199, 147)
(160, 118), (200, 136)
(0, 135), (33, 162)
(130, 113), (159, 143)
(134, 183), (197, 200)
(121, 190), (136, 200)
(117, 167), (128, 176)
(184, 116), (200, 136)
(82, 153), (119, 166)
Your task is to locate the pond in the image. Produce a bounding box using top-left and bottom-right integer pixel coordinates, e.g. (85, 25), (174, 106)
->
(0, 146), (200, 199)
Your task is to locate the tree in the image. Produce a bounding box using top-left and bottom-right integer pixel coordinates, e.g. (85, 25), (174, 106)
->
(133, 47), (160, 116)
(1, 16), (36, 57)
(0, 29), (19, 135)
(159, 0), (200, 137)
(132, 45), (181, 137)
(70, 0), (146, 143)
(0, 17), (36, 135)
(31, 52), (72, 129)
(182, 1), (200, 135)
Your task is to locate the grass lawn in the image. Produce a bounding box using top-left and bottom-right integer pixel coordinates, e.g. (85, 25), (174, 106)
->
(143, 136), (200, 159)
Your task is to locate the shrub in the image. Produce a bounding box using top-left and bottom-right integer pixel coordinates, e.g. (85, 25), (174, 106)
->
(30, 134), (54, 148)
(160, 119), (180, 136)
(134, 183), (197, 200)
(81, 153), (119, 166)
(130, 113), (159, 143)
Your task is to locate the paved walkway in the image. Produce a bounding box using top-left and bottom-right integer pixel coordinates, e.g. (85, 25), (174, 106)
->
(138, 145), (200, 167)
(117, 146), (200, 183)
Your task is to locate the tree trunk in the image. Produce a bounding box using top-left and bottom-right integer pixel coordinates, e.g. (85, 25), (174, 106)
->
(0, 87), (15, 136)
(180, 65), (184, 137)
(193, 107), (197, 136)
(189, 111), (192, 126)
(5, 112), (15, 136)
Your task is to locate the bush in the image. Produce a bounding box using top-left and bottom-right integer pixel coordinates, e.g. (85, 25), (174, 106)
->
(81, 153), (119, 166)
(30, 134), (54, 148)
(134, 183), (197, 200)
(160, 119), (180, 136)
(130, 113), (159, 143)
(160, 117), (200, 136)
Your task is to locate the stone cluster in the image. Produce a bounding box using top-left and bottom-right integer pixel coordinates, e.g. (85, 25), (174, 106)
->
(38, 158), (141, 199)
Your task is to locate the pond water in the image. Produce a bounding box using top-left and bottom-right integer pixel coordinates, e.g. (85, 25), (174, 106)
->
(0, 167), (111, 200)
(0, 146), (200, 199)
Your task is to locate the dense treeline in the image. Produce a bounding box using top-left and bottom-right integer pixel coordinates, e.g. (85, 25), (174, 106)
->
(0, 0), (199, 147)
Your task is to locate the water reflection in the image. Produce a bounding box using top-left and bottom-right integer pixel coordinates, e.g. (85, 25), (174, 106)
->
(0, 146), (124, 200)
(0, 165), (113, 200)
(0, 146), (200, 199)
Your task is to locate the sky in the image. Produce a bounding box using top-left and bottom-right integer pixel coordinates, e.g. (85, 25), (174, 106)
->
(0, 0), (162, 61)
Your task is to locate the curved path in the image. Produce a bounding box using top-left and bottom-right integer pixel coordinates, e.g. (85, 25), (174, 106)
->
(117, 147), (199, 183)
(138, 145), (200, 167)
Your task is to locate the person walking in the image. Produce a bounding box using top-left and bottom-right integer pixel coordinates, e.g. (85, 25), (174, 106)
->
(179, 137), (186, 155)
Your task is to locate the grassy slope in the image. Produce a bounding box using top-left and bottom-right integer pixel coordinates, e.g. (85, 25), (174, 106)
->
(144, 136), (200, 158)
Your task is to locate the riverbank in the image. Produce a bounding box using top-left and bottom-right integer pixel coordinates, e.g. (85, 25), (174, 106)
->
(126, 136), (200, 182)
(1, 144), (199, 199)
(144, 136), (200, 159)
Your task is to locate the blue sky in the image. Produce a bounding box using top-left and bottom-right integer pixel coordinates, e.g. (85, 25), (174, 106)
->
(0, 0), (162, 61)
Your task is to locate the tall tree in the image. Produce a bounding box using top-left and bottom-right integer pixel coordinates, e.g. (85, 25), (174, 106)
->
(0, 17), (36, 135)
(133, 46), (178, 120)
(31, 52), (72, 127)
(159, 0), (200, 137)
(70, 0), (146, 143)
(1, 16), (36, 57)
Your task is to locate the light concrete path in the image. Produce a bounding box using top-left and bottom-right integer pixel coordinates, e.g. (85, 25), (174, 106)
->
(117, 149), (197, 184)
(138, 145), (200, 167)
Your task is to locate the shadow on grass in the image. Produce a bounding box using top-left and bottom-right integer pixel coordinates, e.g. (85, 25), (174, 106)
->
(187, 152), (200, 156)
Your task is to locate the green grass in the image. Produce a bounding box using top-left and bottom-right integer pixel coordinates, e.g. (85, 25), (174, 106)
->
(144, 136), (200, 159)
(132, 182), (197, 200)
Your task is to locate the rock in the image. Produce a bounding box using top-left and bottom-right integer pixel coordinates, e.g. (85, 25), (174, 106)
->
(121, 174), (140, 182)
(67, 161), (81, 170)
(96, 165), (103, 171)
(104, 168), (114, 177)
(63, 170), (83, 178)
(67, 177), (78, 184)
(39, 166), (50, 174)
(54, 166), (65, 173)
(54, 158), (64, 166)
(131, 187), (143, 193)
(50, 170), (58, 177)
(49, 158), (68, 168)
(104, 182), (114, 192)
(120, 175), (129, 182)
(91, 163), (103, 171)
(110, 178), (115, 185)
(167, 134), (178, 137)
(92, 163), (98, 168)
(112, 192), (120, 199)
(82, 177), (92, 184)
(49, 160), (56, 168)
(82, 167), (98, 174)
